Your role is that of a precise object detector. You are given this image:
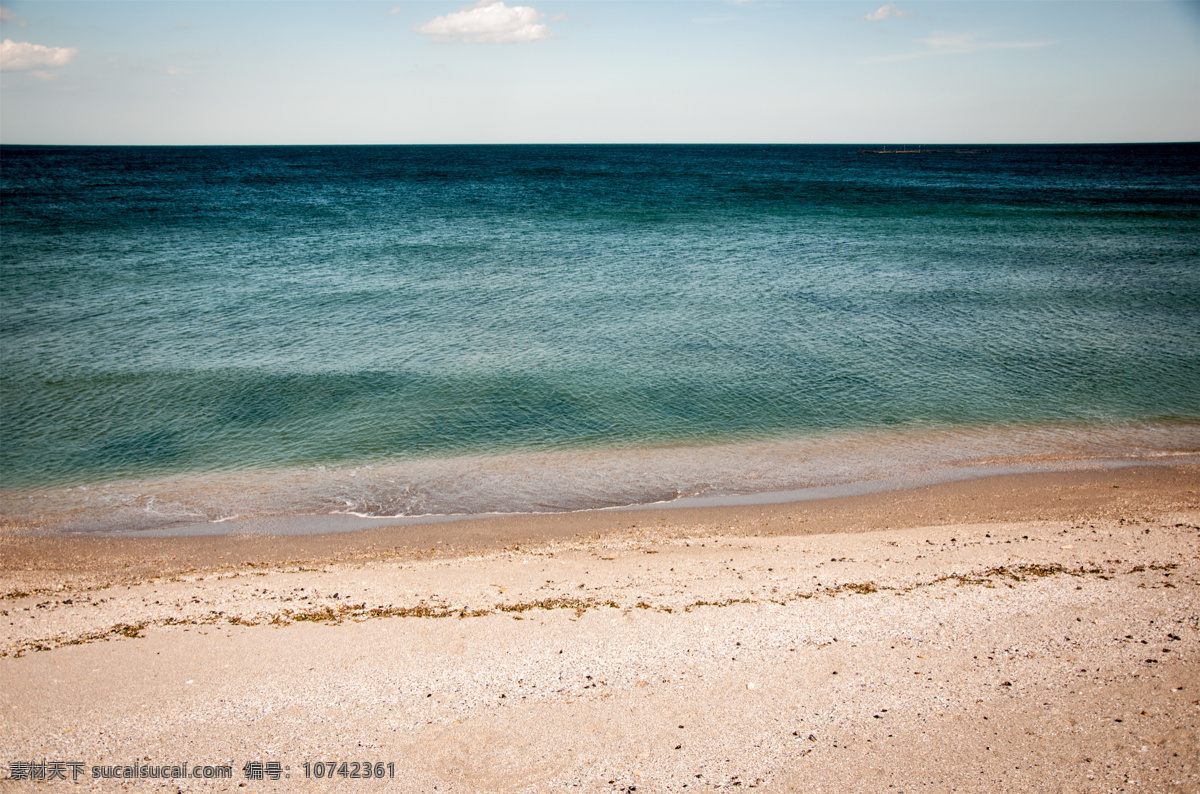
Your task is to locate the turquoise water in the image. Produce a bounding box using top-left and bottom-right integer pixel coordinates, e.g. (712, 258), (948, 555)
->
(2, 144), (1198, 530)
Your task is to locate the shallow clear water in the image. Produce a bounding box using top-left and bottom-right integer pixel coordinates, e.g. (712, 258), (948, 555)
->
(2, 144), (1198, 529)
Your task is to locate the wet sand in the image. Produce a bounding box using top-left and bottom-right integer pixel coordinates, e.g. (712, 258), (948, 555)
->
(2, 465), (1198, 791)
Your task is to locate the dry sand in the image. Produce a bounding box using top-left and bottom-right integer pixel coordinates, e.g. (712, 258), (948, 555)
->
(2, 465), (1198, 792)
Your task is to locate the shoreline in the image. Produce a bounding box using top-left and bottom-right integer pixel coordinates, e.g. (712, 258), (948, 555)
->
(118, 453), (1200, 539)
(3, 463), (1197, 591)
(2, 463), (1198, 791)
(4, 417), (1199, 538)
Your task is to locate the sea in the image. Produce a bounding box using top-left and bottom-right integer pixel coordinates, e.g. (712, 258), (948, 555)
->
(2, 143), (1198, 535)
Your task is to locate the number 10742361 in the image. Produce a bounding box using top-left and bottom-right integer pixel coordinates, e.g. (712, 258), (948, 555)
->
(302, 762), (395, 779)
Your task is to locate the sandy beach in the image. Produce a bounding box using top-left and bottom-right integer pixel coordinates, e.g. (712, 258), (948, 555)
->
(2, 464), (1198, 792)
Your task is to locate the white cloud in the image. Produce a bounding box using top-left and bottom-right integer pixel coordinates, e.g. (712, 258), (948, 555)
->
(864, 4), (913, 22)
(165, 65), (194, 76)
(0, 5), (26, 26)
(0, 38), (78, 70)
(414, 0), (551, 43)
(868, 32), (1052, 62)
(387, 6), (403, 15)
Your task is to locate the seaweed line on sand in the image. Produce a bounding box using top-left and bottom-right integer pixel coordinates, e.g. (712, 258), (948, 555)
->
(2, 562), (1175, 658)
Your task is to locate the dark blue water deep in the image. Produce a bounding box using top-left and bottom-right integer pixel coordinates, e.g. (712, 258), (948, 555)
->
(2, 144), (1199, 490)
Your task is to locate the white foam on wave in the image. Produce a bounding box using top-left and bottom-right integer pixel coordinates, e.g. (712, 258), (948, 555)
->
(4, 419), (1198, 536)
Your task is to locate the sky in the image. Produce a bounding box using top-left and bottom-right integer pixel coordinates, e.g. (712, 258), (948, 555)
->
(0, 1), (1197, 145)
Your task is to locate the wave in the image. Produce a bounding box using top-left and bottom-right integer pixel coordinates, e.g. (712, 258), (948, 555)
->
(4, 419), (1197, 536)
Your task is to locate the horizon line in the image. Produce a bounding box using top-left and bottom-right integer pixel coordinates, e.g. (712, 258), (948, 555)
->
(3, 140), (1198, 148)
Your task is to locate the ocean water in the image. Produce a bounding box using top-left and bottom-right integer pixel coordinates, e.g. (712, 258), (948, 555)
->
(2, 144), (1198, 532)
